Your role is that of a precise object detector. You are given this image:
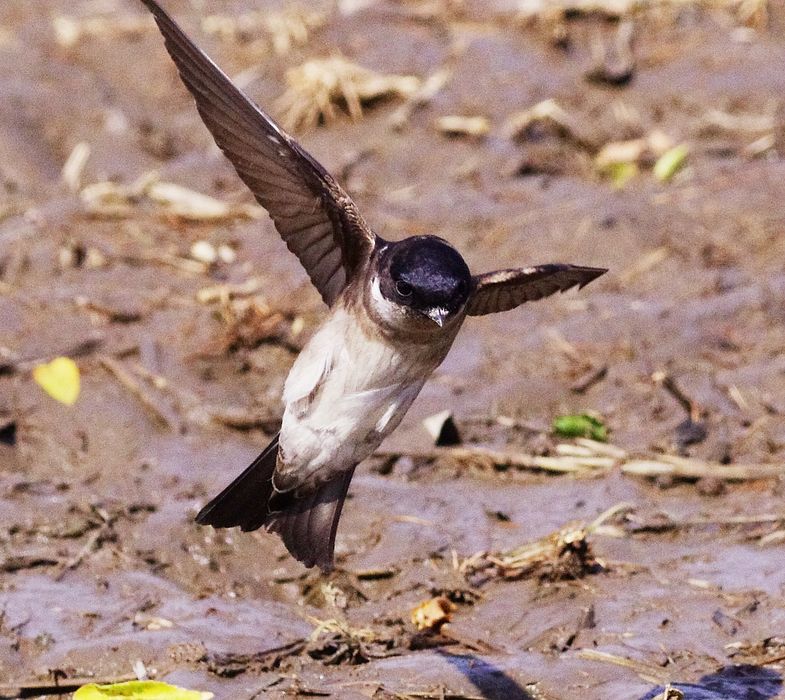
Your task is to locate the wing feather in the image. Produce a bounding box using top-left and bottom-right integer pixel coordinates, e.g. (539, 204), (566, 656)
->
(141, 0), (377, 306)
(466, 264), (606, 316)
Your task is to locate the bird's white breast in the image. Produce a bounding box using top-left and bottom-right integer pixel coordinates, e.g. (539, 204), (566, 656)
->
(276, 300), (444, 490)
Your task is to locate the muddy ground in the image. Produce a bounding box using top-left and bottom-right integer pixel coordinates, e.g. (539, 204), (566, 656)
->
(2, 1), (785, 698)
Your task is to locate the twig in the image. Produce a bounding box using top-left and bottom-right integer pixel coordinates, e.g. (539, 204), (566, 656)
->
(652, 370), (702, 421)
(377, 435), (784, 484)
(53, 507), (117, 581)
(0, 555), (60, 573)
(570, 364), (608, 394)
(394, 690), (484, 700)
(196, 277), (265, 304)
(624, 511), (785, 533)
(81, 172), (261, 222)
(436, 626), (499, 654)
(622, 455), (785, 481)
(725, 384), (751, 412)
(75, 296), (144, 323)
(120, 251), (208, 274)
(53, 528), (105, 581)
(53, 13), (155, 48)
(207, 639), (308, 676)
(589, 501), (635, 529)
(374, 445), (614, 475)
(514, 0), (768, 25)
(751, 651), (785, 667)
(98, 355), (173, 429)
(701, 108), (775, 134)
(576, 649), (671, 684)
(556, 439), (628, 459)
(353, 567), (398, 580)
(61, 141), (91, 193)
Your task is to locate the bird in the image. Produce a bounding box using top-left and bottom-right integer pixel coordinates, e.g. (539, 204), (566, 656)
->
(141, 0), (607, 572)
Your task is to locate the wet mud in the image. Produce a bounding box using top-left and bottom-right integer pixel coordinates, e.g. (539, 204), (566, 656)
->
(2, 1), (785, 698)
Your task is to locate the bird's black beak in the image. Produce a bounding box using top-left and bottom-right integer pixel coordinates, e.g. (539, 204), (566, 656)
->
(425, 306), (449, 327)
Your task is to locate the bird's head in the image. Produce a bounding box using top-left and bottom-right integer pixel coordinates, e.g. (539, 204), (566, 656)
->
(374, 236), (472, 330)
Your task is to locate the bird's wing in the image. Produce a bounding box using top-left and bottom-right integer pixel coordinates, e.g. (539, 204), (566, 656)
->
(466, 264), (606, 316)
(141, 0), (377, 306)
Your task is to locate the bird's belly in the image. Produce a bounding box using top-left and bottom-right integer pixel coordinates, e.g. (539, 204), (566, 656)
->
(290, 373), (422, 464)
(276, 309), (440, 489)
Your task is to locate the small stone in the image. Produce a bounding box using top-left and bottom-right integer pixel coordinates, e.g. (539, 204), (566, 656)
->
(190, 240), (218, 264)
(675, 418), (707, 448)
(422, 410), (461, 446)
(217, 243), (236, 264)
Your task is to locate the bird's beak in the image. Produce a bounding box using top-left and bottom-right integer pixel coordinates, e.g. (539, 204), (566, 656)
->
(426, 306), (449, 327)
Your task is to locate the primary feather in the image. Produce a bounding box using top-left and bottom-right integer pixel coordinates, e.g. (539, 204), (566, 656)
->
(140, 0), (376, 306)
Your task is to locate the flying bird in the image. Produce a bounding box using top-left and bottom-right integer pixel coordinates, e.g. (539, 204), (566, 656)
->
(141, 0), (606, 572)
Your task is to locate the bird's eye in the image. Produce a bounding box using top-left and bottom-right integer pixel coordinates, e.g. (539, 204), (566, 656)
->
(395, 279), (413, 297)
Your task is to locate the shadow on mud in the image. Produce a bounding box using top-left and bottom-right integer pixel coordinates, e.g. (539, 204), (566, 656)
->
(640, 665), (782, 700)
(438, 651), (534, 700)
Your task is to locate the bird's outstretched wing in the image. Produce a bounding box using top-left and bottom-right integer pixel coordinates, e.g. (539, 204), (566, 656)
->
(141, 0), (377, 306)
(466, 264), (606, 316)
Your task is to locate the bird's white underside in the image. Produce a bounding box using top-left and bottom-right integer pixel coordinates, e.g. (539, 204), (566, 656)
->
(277, 279), (446, 489)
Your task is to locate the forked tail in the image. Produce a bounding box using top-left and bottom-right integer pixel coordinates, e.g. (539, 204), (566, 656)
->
(195, 434), (354, 571)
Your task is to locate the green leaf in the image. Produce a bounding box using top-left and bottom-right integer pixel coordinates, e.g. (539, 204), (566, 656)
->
(653, 144), (688, 182)
(553, 413), (608, 442)
(73, 680), (213, 700)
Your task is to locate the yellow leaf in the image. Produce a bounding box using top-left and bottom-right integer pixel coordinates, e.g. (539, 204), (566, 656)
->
(32, 357), (80, 405)
(606, 161), (638, 189)
(411, 596), (456, 631)
(74, 680), (213, 700)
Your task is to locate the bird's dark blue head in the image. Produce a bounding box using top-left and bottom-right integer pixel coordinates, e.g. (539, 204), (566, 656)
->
(378, 236), (472, 327)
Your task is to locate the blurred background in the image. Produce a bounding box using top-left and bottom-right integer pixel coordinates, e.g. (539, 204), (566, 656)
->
(1, 1), (785, 698)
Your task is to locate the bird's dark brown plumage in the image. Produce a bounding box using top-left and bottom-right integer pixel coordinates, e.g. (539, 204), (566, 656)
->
(139, 0), (376, 307)
(195, 432), (353, 571)
(467, 264), (607, 316)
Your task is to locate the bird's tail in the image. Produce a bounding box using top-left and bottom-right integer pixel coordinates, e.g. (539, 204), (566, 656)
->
(195, 433), (354, 572)
(267, 468), (355, 572)
(195, 434), (280, 532)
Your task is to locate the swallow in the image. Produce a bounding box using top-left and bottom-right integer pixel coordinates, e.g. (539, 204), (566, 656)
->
(141, 0), (607, 572)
